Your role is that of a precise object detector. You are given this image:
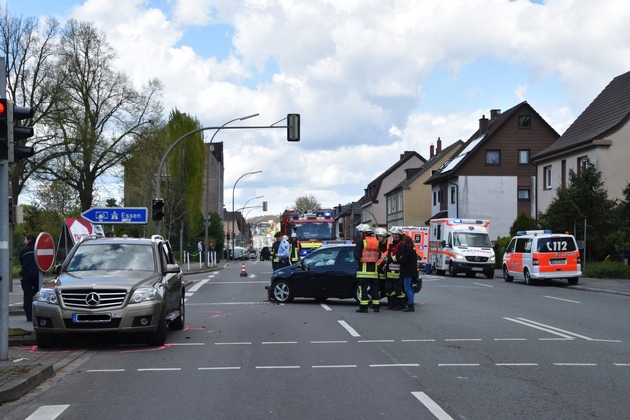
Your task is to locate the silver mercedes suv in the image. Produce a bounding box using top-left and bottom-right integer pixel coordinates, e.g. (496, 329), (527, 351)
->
(33, 234), (185, 348)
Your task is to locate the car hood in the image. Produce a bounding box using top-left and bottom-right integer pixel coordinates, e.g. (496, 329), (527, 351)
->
(46, 270), (160, 291)
(270, 264), (300, 280)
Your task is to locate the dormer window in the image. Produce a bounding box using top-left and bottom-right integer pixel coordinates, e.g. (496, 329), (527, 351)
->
(518, 115), (531, 128)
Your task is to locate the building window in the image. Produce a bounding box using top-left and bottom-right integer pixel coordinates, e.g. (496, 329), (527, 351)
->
(577, 156), (589, 175)
(518, 149), (530, 165)
(450, 186), (456, 204)
(433, 191), (437, 206)
(561, 159), (566, 188)
(518, 115), (531, 128)
(486, 150), (501, 165)
(518, 188), (530, 200)
(544, 165), (552, 190)
(389, 196), (396, 213)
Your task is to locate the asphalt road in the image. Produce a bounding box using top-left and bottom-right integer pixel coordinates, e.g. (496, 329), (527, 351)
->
(2, 260), (629, 419)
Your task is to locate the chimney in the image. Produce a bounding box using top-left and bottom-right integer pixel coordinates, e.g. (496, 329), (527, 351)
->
(436, 137), (442, 154)
(479, 114), (489, 132)
(490, 109), (501, 119)
(430, 143), (435, 158)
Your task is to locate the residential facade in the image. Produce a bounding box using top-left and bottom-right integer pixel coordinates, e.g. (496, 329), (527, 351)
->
(533, 70), (630, 212)
(385, 138), (463, 227)
(425, 103), (560, 239)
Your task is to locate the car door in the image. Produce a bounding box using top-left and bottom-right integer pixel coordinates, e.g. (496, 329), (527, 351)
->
(160, 241), (182, 312)
(298, 247), (341, 297)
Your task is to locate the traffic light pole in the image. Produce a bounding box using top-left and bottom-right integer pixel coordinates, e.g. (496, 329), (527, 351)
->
(1, 57), (9, 360)
(154, 115), (299, 234)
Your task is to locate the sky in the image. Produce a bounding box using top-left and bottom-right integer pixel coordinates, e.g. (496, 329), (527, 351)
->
(8, 0), (630, 219)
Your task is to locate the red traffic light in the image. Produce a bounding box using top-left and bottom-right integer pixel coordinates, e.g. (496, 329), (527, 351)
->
(0, 99), (5, 116)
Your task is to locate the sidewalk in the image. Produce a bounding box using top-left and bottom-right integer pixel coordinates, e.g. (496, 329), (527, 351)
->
(1, 264), (219, 404)
(2, 268), (628, 403)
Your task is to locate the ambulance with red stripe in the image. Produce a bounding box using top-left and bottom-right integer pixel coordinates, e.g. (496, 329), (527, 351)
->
(428, 218), (495, 278)
(389, 226), (429, 269)
(502, 230), (581, 285)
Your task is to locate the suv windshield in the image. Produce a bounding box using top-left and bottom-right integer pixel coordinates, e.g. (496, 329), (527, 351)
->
(66, 243), (155, 272)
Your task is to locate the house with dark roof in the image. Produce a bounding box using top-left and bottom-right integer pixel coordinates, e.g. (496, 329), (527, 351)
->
(425, 102), (559, 238)
(532, 70), (630, 213)
(384, 138), (463, 227)
(356, 151), (426, 229)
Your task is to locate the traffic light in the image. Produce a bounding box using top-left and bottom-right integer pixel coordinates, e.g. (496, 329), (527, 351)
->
(287, 113), (300, 142)
(226, 232), (231, 240)
(152, 198), (165, 221)
(0, 99), (7, 160)
(262, 201), (268, 211)
(11, 102), (35, 162)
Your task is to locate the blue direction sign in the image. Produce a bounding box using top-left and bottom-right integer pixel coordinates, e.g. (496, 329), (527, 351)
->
(82, 207), (148, 224)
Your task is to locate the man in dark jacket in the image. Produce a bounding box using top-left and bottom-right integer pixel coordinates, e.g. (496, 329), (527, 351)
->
(19, 234), (39, 322)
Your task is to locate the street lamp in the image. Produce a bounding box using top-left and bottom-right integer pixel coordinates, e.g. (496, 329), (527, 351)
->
(232, 171), (262, 258)
(204, 113), (259, 266)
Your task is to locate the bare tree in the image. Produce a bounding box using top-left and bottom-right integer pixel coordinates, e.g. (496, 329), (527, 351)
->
(37, 19), (162, 211)
(293, 194), (322, 211)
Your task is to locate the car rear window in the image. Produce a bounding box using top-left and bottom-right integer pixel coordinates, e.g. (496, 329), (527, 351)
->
(536, 237), (577, 253)
(67, 244), (155, 272)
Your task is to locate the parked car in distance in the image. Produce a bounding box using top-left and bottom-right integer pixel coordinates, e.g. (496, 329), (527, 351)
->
(32, 235), (185, 348)
(248, 249), (257, 260)
(266, 244), (360, 303)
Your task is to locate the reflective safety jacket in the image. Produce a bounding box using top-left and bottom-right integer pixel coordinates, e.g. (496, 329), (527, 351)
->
(354, 235), (379, 279)
(387, 239), (402, 279)
(290, 242), (300, 263)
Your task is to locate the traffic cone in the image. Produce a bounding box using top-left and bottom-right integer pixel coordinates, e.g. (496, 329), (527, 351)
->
(240, 262), (248, 277)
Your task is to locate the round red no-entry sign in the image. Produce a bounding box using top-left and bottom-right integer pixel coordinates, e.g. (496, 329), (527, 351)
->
(34, 232), (56, 272)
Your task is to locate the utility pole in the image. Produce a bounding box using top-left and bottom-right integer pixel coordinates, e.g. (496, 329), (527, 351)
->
(1, 57), (9, 360)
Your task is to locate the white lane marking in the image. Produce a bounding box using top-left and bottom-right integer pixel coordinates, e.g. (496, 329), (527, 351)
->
(402, 339), (436, 342)
(473, 282), (493, 288)
(358, 339), (395, 343)
(256, 365), (300, 369)
(495, 363), (538, 366)
(494, 338), (527, 341)
(369, 363), (420, 367)
(338, 320), (361, 337)
(311, 340), (348, 344)
(189, 279), (209, 292)
(198, 367), (241, 370)
(87, 369), (125, 372)
(137, 368), (182, 371)
(511, 317), (621, 342)
(169, 342), (205, 346)
(320, 303), (332, 311)
(444, 339), (482, 342)
(262, 341), (298, 345)
(412, 392), (454, 420)
(215, 342), (252, 345)
(312, 365), (357, 368)
(614, 363), (630, 366)
(503, 317), (575, 340)
(438, 364), (480, 367)
(553, 363), (597, 366)
(544, 295), (581, 303)
(26, 405), (70, 420)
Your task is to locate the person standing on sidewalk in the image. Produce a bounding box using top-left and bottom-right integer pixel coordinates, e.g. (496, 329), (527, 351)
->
(19, 234), (39, 322)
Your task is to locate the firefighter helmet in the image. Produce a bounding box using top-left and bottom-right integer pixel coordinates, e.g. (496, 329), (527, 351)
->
(356, 224), (372, 233)
(389, 227), (403, 235)
(374, 227), (389, 237)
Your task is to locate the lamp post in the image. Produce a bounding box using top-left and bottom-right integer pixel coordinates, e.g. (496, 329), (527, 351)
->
(232, 171), (262, 258)
(204, 113), (259, 266)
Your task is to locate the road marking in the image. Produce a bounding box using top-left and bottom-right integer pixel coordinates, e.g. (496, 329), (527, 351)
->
(189, 279), (209, 292)
(87, 369), (125, 372)
(168, 342), (205, 346)
(553, 363), (597, 366)
(495, 363), (538, 366)
(215, 342), (252, 345)
(503, 317), (576, 339)
(338, 320), (361, 337)
(311, 340), (348, 344)
(507, 317), (622, 342)
(402, 339), (436, 342)
(137, 368), (182, 371)
(473, 282), (493, 288)
(438, 364), (480, 367)
(544, 295), (581, 303)
(369, 363), (420, 367)
(198, 367), (241, 370)
(312, 365), (357, 368)
(412, 392), (454, 420)
(256, 365), (300, 369)
(444, 338), (482, 342)
(320, 303), (332, 311)
(614, 363), (630, 366)
(262, 341), (298, 345)
(358, 339), (395, 343)
(26, 405), (70, 420)
(494, 338), (527, 341)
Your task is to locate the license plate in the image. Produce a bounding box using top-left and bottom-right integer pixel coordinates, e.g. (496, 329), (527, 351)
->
(550, 259), (566, 265)
(471, 267), (482, 271)
(72, 313), (112, 323)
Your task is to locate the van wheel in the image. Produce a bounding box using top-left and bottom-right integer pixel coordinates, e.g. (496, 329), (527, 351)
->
(485, 270), (494, 279)
(524, 269), (533, 285)
(568, 277), (579, 285)
(503, 266), (513, 282)
(448, 262), (457, 277)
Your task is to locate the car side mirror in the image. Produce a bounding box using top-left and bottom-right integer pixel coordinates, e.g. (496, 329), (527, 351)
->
(441, 240), (447, 247)
(54, 264), (63, 275)
(165, 263), (180, 274)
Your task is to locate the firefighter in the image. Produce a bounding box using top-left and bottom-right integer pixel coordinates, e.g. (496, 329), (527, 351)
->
(353, 224), (380, 313)
(289, 233), (301, 264)
(374, 227), (390, 307)
(387, 227), (407, 310)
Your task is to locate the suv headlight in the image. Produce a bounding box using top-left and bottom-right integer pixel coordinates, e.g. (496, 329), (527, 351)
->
(37, 289), (58, 305)
(130, 288), (157, 303)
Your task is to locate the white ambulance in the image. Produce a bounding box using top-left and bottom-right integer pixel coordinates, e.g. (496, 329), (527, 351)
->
(390, 226), (430, 268)
(502, 230), (581, 285)
(428, 218), (495, 279)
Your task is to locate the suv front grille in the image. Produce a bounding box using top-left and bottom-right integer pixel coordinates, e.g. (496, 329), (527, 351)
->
(61, 289), (127, 309)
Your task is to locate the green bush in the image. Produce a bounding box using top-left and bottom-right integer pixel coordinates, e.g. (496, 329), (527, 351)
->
(584, 262), (630, 279)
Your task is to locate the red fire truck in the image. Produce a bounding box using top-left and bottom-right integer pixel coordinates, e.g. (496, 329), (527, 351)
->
(280, 209), (336, 257)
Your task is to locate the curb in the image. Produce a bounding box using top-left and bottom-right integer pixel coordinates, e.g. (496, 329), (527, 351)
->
(0, 363), (54, 404)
